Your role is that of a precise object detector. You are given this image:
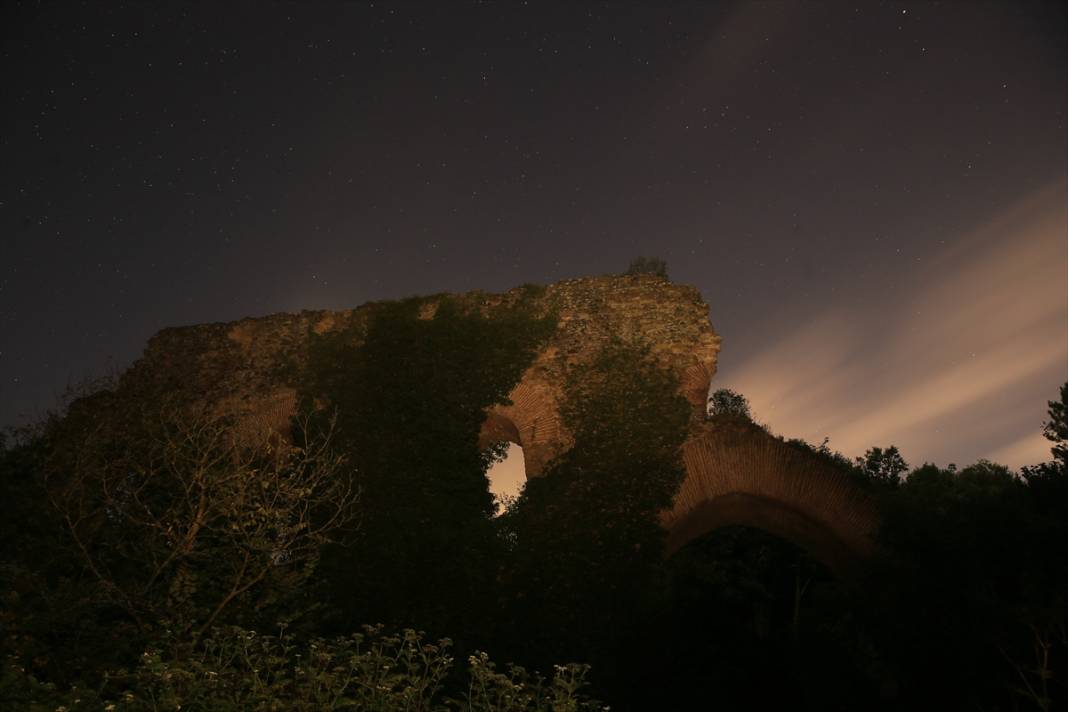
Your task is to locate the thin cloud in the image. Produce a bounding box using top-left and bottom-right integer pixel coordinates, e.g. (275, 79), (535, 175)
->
(715, 181), (1068, 469)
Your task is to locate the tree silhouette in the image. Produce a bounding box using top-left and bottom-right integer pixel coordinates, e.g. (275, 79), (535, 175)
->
(707, 388), (752, 420)
(1043, 381), (1068, 469)
(855, 445), (908, 486)
(624, 256), (669, 279)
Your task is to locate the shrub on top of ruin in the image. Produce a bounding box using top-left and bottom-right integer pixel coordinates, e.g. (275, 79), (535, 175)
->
(624, 256), (669, 280)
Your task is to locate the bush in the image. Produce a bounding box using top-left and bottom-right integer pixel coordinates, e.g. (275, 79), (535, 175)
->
(624, 257), (668, 279)
(4, 625), (605, 711)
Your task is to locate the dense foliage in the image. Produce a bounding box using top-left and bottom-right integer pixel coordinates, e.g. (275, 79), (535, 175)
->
(1, 283), (1065, 710)
(707, 388), (752, 421)
(299, 293), (557, 639)
(495, 341), (691, 684)
(2, 624), (604, 711)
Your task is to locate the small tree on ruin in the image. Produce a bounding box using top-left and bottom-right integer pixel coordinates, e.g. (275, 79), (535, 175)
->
(624, 256), (669, 279)
(707, 388), (752, 421)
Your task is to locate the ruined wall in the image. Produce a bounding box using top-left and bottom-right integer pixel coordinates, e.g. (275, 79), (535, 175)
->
(120, 274), (721, 470)
(663, 420), (879, 574)
(474, 276), (721, 475)
(114, 274), (877, 570)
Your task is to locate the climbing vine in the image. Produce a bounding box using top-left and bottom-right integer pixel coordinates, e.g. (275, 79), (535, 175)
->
(495, 339), (691, 679)
(298, 292), (557, 636)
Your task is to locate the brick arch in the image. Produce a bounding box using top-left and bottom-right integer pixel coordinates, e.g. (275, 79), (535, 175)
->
(474, 328), (877, 574)
(478, 403), (878, 575)
(661, 423), (879, 575)
(477, 381), (567, 478)
(476, 391), (560, 482)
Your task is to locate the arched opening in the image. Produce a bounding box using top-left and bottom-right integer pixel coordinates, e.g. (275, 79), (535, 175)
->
(486, 442), (527, 513)
(611, 508), (876, 711)
(632, 523), (860, 711)
(665, 492), (863, 577)
(479, 411), (528, 513)
(662, 423), (880, 579)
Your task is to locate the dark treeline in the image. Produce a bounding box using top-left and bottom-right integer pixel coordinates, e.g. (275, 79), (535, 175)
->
(1, 293), (1066, 710)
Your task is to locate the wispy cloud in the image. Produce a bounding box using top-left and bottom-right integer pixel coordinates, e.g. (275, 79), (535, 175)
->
(715, 181), (1068, 469)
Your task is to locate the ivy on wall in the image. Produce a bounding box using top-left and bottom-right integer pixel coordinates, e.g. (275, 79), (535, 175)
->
(299, 293), (557, 636)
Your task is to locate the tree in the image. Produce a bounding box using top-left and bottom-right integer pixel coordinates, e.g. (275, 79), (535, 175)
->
(1021, 382), (1067, 485)
(1043, 381), (1067, 470)
(624, 256), (669, 279)
(43, 402), (357, 639)
(1015, 382), (1068, 710)
(855, 445), (908, 486)
(707, 388), (752, 421)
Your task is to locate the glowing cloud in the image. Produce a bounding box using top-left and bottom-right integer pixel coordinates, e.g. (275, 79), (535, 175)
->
(715, 181), (1068, 470)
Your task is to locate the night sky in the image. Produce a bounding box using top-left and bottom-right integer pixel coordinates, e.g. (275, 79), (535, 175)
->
(2, 1), (1066, 474)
